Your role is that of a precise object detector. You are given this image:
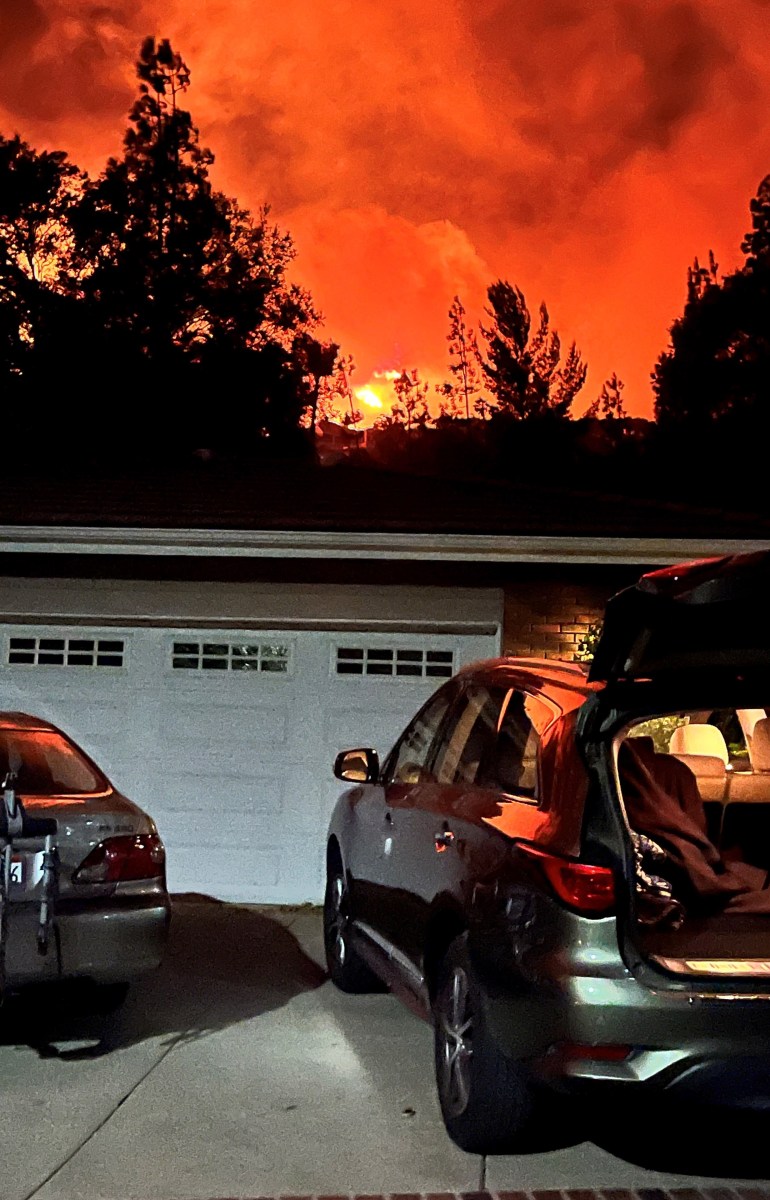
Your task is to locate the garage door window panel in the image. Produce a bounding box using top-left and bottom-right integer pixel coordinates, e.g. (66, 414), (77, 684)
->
(8, 636), (125, 669)
(335, 645), (454, 680)
(171, 641), (292, 674)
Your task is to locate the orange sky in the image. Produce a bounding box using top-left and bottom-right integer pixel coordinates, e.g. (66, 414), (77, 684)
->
(2, 0), (770, 416)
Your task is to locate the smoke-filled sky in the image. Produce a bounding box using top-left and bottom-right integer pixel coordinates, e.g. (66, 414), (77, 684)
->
(2, 0), (770, 415)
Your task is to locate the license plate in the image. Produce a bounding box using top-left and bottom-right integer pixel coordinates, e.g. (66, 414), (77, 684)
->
(6, 854), (43, 889)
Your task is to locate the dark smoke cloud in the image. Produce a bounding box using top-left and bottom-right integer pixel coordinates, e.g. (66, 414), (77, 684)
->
(616, 2), (733, 151)
(0, 2), (133, 122)
(459, 0), (735, 217)
(0, 0), (51, 115)
(0, 0), (49, 57)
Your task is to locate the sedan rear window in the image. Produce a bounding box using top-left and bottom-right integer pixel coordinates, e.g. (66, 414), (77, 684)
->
(0, 730), (107, 795)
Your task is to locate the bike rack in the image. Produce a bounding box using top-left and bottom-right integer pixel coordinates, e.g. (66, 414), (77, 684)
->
(0, 771), (58, 1001)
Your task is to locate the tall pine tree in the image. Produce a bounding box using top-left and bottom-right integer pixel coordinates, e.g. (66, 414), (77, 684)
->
(63, 38), (321, 456)
(444, 295), (484, 419)
(479, 280), (585, 417)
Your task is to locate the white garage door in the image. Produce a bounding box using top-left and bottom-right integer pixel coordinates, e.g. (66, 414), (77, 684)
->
(0, 616), (498, 903)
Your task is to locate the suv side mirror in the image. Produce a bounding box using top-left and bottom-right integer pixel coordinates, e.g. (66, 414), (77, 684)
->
(334, 748), (380, 784)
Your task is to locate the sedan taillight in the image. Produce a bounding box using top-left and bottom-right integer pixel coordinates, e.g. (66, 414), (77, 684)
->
(73, 834), (165, 884)
(516, 843), (616, 916)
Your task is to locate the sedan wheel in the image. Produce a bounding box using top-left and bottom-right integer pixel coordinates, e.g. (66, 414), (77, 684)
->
(323, 860), (384, 993)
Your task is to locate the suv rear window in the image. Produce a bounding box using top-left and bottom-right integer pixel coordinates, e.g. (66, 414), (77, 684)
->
(708, 709), (750, 763)
(0, 730), (107, 795)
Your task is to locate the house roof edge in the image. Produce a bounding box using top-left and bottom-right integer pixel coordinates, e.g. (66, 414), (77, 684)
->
(0, 526), (767, 566)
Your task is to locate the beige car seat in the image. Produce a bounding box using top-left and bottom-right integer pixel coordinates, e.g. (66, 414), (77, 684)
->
(669, 724), (729, 804)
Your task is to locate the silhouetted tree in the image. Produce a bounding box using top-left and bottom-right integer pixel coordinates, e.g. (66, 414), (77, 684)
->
(0, 135), (80, 376)
(294, 334), (338, 434)
(654, 176), (770, 434)
(586, 373), (627, 419)
(442, 295), (484, 419)
(435, 380), (463, 419)
(390, 368), (430, 430)
(68, 39), (219, 359)
(0, 135), (79, 284)
(552, 342), (588, 415)
(316, 352), (360, 425)
(71, 39), (317, 368)
(479, 280), (586, 417)
(478, 281), (529, 414)
(742, 177), (770, 270)
(687, 250), (720, 303)
(56, 37), (319, 458)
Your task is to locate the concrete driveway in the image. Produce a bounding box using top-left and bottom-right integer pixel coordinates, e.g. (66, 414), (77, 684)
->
(1, 897), (770, 1200)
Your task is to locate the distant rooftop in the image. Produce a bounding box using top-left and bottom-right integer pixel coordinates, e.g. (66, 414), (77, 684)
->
(0, 460), (766, 541)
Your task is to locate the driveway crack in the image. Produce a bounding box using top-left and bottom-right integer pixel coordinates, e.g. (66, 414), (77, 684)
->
(21, 1030), (186, 1200)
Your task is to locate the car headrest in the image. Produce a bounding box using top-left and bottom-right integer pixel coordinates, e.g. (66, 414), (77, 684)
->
(750, 716), (770, 772)
(669, 723), (729, 764)
(669, 752), (726, 777)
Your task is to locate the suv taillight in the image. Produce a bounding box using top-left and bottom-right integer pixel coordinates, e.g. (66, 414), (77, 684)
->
(73, 834), (165, 884)
(517, 843), (616, 916)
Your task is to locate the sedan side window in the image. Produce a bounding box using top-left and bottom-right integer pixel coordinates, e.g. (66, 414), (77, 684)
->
(386, 688), (453, 785)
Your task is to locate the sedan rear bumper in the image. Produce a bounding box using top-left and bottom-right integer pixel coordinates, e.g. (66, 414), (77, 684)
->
(58, 897), (171, 984)
(6, 896), (171, 987)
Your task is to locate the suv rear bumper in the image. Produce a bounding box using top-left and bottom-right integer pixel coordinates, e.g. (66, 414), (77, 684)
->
(479, 959), (770, 1098)
(552, 1047), (770, 1109)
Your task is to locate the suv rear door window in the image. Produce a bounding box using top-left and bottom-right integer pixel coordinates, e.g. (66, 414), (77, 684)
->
(434, 686), (546, 797)
(479, 690), (543, 796)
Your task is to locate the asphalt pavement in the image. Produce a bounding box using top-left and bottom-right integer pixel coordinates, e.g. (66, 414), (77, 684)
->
(0, 897), (769, 1200)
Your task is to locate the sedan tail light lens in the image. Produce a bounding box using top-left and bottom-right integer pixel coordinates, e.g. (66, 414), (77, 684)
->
(73, 834), (165, 884)
(517, 843), (616, 916)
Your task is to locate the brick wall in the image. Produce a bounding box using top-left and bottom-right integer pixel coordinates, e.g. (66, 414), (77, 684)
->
(502, 579), (615, 662)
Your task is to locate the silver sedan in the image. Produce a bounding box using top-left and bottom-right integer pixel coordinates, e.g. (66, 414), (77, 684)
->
(0, 712), (170, 1001)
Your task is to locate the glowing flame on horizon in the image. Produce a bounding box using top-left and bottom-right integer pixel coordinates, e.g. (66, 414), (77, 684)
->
(355, 385), (383, 410)
(353, 368), (403, 413)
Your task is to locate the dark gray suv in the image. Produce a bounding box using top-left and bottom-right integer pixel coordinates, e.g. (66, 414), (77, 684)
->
(324, 551), (770, 1151)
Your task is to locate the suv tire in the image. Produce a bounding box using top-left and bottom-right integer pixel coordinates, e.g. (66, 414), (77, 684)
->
(433, 933), (535, 1152)
(323, 865), (384, 993)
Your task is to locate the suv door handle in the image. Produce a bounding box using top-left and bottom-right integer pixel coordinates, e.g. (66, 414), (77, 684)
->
(434, 828), (455, 851)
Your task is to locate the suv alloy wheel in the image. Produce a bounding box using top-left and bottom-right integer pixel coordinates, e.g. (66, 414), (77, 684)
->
(433, 934), (535, 1152)
(323, 864), (383, 993)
